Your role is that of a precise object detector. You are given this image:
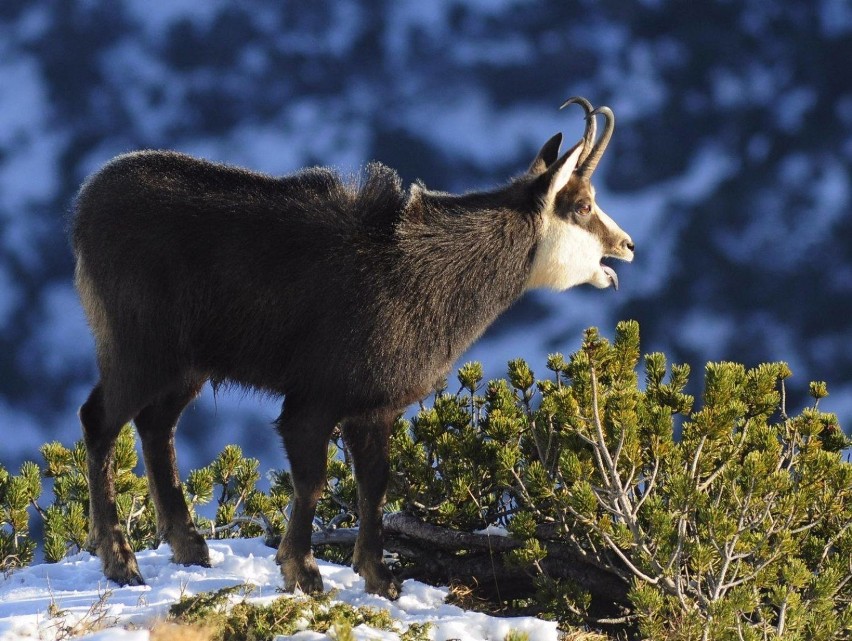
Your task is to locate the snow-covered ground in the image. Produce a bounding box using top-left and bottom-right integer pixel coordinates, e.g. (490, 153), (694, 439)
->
(0, 537), (557, 641)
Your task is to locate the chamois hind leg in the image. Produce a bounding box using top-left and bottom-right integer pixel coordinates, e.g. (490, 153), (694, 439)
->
(341, 411), (401, 599)
(275, 400), (337, 594)
(79, 382), (145, 586)
(134, 379), (209, 568)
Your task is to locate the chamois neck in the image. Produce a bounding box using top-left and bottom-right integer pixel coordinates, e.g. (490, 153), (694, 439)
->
(393, 183), (540, 355)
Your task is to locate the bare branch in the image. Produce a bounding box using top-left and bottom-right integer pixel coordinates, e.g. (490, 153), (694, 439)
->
(632, 458), (660, 517)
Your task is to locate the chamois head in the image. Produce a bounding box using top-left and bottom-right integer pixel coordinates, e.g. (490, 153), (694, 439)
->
(525, 97), (634, 292)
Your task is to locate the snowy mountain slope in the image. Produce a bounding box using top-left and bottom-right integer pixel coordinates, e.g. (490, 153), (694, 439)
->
(0, 538), (558, 641)
(0, 0), (850, 476)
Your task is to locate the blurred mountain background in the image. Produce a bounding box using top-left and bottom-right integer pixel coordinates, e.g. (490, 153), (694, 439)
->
(1, 0), (850, 475)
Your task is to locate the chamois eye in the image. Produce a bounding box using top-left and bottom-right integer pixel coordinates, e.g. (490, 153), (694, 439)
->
(576, 203), (592, 216)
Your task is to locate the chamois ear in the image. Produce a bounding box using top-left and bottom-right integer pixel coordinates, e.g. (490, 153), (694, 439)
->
(534, 139), (583, 204)
(527, 132), (563, 175)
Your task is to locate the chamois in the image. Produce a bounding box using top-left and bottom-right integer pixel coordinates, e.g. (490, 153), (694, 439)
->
(71, 97), (634, 599)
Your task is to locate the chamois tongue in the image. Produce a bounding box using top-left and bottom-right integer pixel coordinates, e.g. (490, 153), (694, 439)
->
(601, 264), (619, 290)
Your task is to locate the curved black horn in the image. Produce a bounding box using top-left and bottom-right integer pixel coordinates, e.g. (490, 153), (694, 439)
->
(559, 96), (596, 166)
(577, 105), (614, 178)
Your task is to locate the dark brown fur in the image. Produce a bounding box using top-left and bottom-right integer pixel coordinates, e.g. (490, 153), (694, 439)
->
(71, 135), (616, 597)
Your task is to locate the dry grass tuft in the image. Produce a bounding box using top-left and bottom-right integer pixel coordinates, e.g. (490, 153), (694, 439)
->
(559, 631), (610, 641)
(149, 621), (216, 641)
(45, 586), (118, 640)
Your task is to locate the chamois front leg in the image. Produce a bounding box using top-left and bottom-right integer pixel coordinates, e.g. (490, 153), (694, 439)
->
(276, 401), (338, 594)
(342, 412), (401, 600)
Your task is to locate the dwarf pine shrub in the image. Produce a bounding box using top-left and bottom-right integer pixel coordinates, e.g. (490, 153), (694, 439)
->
(0, 461), (39, 572)
(168, 584), (432, 641)
(385, 321), (852, 640)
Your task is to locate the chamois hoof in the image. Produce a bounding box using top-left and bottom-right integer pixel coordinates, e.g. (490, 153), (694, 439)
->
(101, 548), (145, 587)
(91, 531), (145, 586)
(280, 556), (324, 595)
(169, 530), (211, 568)
(111, 569), (146, 587)
(360, 563), (401, 600)
(367, 576), (401, 600)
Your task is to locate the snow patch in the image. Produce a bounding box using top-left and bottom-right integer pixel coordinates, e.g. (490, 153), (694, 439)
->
(474, 525), (511, 537)
(0, 538), (558, 641)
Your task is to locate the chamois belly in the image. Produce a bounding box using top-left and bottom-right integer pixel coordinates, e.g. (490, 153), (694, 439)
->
(337, 325), (472, 414)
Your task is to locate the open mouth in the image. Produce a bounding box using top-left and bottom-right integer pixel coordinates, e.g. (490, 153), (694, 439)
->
(600, 260), (619, 290)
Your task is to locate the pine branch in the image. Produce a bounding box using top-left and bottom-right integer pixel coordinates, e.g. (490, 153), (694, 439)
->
(296, 512), (631, 613)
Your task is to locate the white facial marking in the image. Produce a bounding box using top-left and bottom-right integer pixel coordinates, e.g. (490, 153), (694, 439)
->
(526, 215), (606, 291)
